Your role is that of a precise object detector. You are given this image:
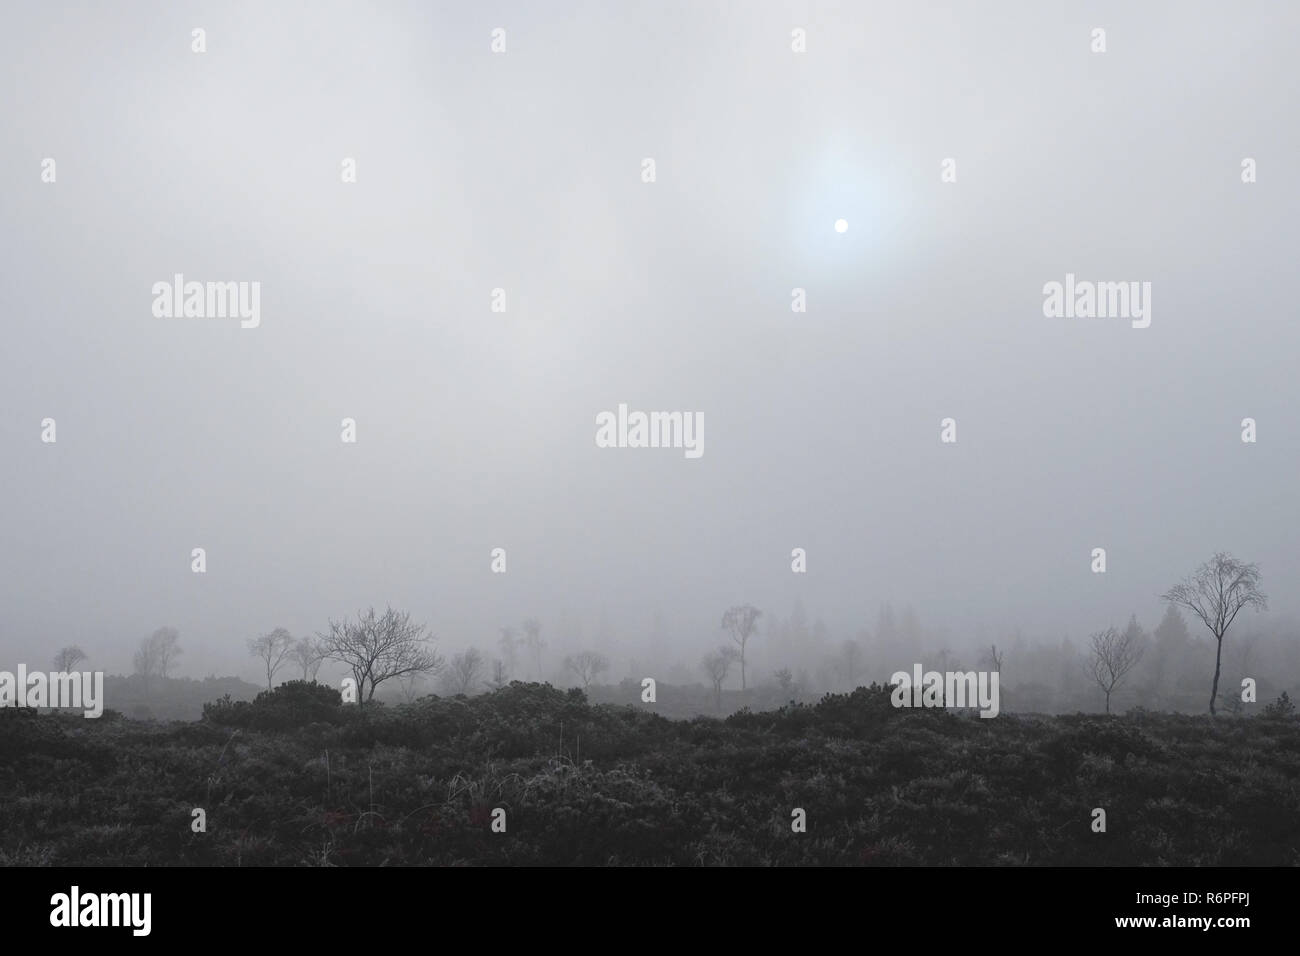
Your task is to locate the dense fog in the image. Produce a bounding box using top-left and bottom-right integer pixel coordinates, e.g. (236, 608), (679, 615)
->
(2, 1), (1296, 714)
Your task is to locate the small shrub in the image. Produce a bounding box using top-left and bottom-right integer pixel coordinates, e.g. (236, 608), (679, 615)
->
(1262, 691), (1296, 719)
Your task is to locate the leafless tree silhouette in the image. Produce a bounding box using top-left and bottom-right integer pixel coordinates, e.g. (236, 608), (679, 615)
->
(247, 627), (295, 691)
(1164, 553), (1267, 715)
(721, 605), (761, 691)
(1087, 626), (1145, 714)
(53, 645), (87, 672)
(134, 627), (182, 689)
(442, 648), (486, 696)
(318, 606), (443, 708)
(565, 650), (609, 690)
(700, 646), (738, 709)
(290, 636), (325, 682)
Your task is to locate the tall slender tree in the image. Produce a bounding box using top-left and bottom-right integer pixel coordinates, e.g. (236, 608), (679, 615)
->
(248, 627), (295, 691)
(1163, 553), (1267, 715)
(721, 605), (762, 691)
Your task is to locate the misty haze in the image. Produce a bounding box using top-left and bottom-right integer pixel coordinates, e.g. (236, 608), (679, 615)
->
(1, 1), (1297, 873)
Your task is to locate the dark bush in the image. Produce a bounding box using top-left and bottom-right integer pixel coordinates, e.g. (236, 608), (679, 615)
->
(1262, 691), (1297, 719)
(203, 680), (343, 730)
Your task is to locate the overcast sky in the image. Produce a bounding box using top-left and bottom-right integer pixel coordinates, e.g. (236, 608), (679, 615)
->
(1, 1), (1296, 679)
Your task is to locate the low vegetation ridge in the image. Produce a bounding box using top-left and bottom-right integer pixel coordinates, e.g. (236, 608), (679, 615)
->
(2, 681), (1297, 866)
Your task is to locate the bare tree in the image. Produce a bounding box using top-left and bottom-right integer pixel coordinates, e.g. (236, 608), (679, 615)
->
(134, 627), (182, 687)
(1163, 552), (1268, 715)
(290, 636), (325, 682)
(247, 627), (295, 691)
(498, 627), (522, 679)
(441, 648), (486, 696)
(981, 644), (1005, 671)
(700, 646), (738, 710)
(721, 605), (762, 691)
(1087, 625), (1145, 714)
(564, 650), (609, 690)
(154, 628), (181, 677)
(132, 642), (156, 682)
(522, 617), (545, 678)
(53, 645), (87, 672)
(317, 606), (444, 708)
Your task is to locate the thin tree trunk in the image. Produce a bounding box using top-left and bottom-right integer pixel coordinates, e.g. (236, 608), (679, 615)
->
(1210, 636), (1224, 715)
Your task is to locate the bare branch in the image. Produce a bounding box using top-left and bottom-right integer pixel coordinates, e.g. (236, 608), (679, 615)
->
(563, 650), (609, 691)
(317, 606), (444, 707)
(1162, 552), (1266, 715)
(721, 605), (762, 691)
(1087, 624), (1145, 714)
(247, 627), (296, 691)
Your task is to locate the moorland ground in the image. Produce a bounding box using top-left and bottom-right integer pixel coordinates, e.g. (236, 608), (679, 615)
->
(2, 681), (1297, 866)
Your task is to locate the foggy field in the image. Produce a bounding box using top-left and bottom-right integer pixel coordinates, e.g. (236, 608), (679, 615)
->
(2, 681), (1297, 867)
(3, 0), (1300, 893)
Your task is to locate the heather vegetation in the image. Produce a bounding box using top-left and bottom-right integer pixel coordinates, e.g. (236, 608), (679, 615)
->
(2, 681), (1297, 866)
